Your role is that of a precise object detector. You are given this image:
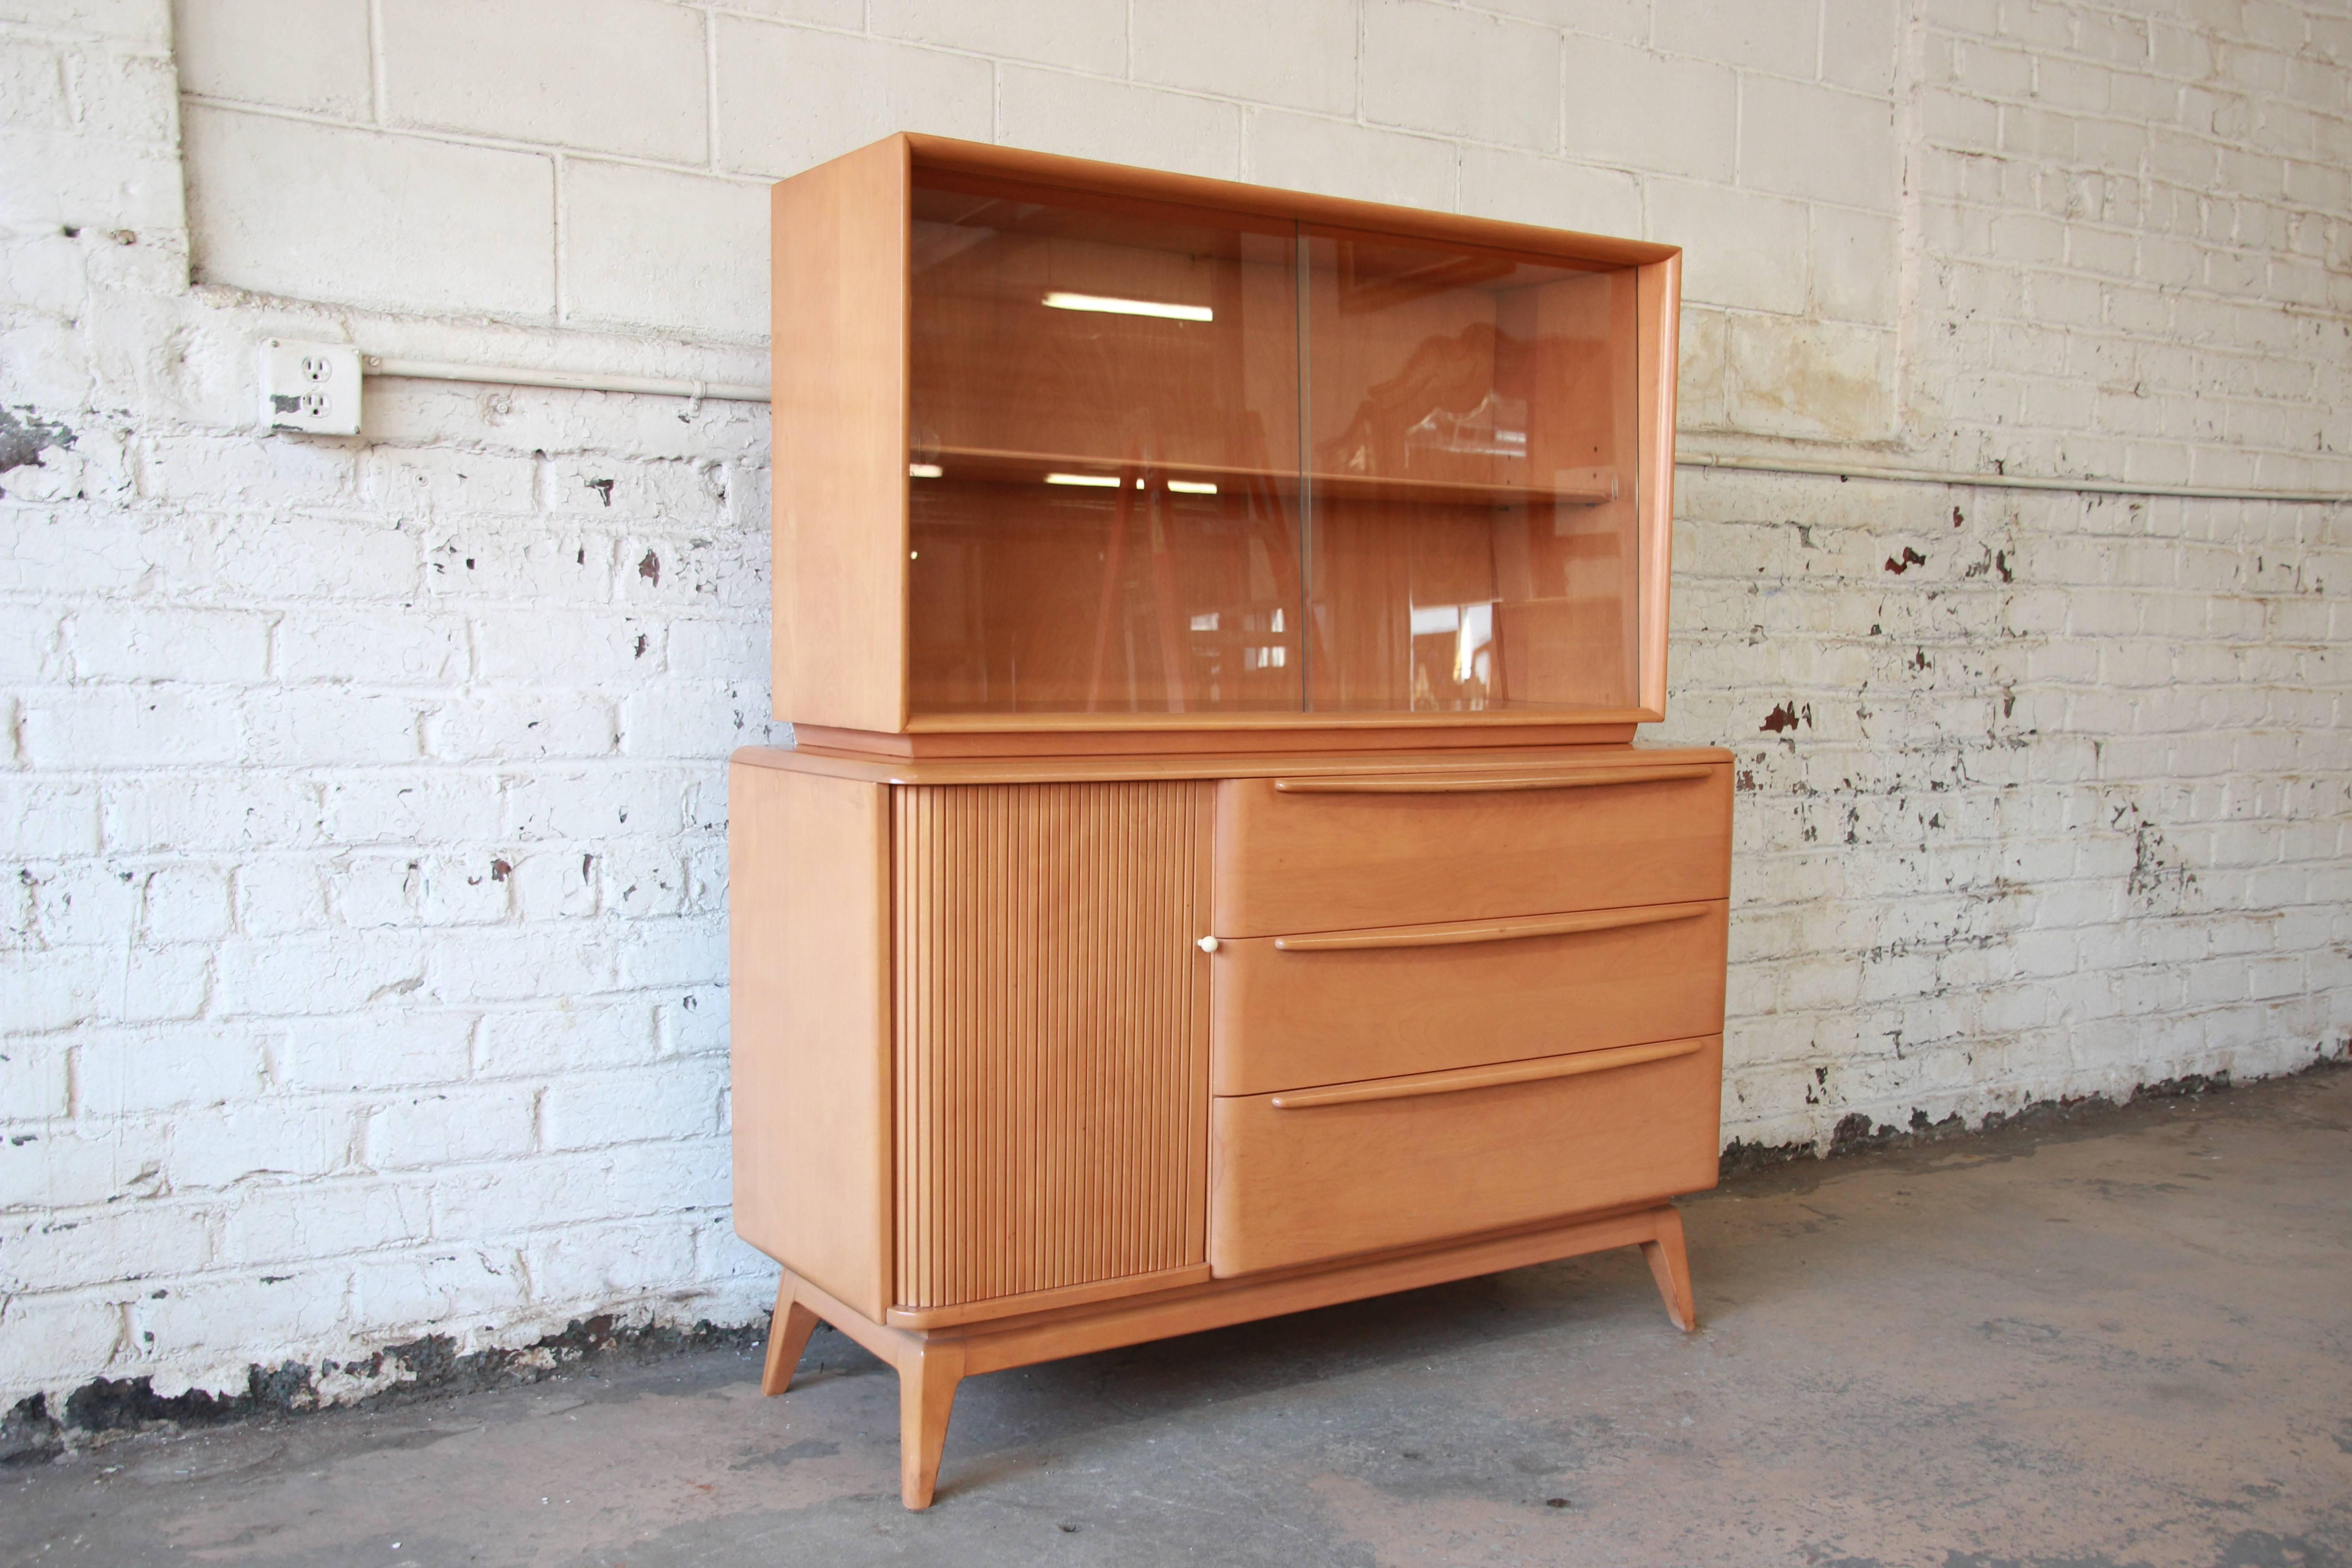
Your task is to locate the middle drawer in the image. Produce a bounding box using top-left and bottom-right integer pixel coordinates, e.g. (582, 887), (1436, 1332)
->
(1210, 899), (1729, 1097)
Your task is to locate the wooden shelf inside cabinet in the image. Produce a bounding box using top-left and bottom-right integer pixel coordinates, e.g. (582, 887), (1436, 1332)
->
(912, 445), (1622, 510)
(1314, 467), (1620, 509)
(744, 133), (1724, 1511)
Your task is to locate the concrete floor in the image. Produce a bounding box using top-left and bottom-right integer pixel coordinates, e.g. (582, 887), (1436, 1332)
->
(6, 1068), (2348, 1568)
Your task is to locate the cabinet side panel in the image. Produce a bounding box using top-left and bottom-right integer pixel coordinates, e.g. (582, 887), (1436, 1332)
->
(772, 137), (909, 731)
(730, 761), (892, 1319)
(895, 781), (1213, 1310)
(1635, 252), (1680, 718)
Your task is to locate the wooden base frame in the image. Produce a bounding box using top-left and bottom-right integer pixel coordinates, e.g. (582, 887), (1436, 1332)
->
(760, 1201), (1696, 1509)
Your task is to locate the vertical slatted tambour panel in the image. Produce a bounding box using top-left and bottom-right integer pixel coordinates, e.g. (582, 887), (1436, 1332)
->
(894, 781), (1214, 1311)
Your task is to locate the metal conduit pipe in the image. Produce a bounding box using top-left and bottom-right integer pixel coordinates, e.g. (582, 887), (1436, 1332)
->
(363, 355), (771, 404)
(359, 357), (2352, 506)
(1673, 450), (2350, 505)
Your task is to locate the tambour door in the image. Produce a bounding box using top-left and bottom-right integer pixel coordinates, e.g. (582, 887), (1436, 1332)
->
(891, 781), (1216, 1323)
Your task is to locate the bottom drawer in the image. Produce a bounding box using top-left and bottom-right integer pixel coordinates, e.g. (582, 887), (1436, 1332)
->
(1207, 1035), (1723, 1277)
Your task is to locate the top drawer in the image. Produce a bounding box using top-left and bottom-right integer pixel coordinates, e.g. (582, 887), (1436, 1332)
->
(1212, 754), (1733, 938)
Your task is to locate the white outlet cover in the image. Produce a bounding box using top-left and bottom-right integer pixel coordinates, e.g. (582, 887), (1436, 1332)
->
(260, 338), (362, 436)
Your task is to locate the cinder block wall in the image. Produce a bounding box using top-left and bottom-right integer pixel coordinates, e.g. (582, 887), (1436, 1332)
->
(2, 0), (2345, 1424)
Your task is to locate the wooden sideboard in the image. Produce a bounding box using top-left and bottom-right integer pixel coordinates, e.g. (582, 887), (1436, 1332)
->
(734, 134), (1728, 1508)
(732, 743), (1730, 1506)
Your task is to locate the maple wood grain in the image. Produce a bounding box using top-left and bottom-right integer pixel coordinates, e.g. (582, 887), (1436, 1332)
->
(729, 762), (893, 1319)
(1211, 902), (1727, 1095)
(770, 135), (909, 732)
(1213, 760), (1734, 936)
(1208, 1035), (1724, 1276)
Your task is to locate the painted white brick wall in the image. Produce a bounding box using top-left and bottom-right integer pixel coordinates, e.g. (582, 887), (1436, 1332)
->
(1, 0), (2345, 1424)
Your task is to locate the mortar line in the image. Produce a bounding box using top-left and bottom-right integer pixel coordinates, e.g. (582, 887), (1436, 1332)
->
(367, 0), (386, 125)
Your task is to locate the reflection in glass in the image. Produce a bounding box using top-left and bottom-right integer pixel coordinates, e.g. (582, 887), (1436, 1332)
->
(1303, 230), (1643, 714)
(906, 173), (1302, 714)
(902, 184), (1643, 720)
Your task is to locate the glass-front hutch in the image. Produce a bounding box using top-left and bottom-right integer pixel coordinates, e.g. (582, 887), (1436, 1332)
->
(770, 135), (1680, 749)
(741, 136), (1725, 1512)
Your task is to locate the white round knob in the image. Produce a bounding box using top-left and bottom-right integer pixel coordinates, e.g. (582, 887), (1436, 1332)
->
(1196, 935), (1220, 954)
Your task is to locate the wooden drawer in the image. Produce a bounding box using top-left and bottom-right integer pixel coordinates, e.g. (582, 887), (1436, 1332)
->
(1211, 755), (1732, 938)
(1208, 1034), (1722, 1277)
(1210, 900), (1726, 1096)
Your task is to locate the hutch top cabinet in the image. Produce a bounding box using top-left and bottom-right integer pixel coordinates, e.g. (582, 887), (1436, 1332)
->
(772, 134), (1683, 755)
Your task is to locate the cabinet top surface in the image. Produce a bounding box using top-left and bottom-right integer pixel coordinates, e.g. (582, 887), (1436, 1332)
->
(899, 134), (1681, 269)
(733, 740), (1734, 788)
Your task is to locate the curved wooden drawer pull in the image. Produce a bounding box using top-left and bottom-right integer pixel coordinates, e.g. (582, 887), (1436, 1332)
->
(1272, 900), (1711, 952)
(1269, 1036), (1707, 1110)
(1272, 763), (1715, 794)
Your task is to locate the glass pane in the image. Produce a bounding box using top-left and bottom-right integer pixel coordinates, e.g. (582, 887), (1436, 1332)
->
(1302, 229), (1642, 713)
(907, 173), (1303, 715)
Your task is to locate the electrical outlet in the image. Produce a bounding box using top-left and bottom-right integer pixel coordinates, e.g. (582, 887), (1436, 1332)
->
(260, 339), (362, 436)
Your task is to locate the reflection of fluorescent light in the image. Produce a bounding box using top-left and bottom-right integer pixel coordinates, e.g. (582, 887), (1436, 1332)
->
(1167, 480), (1219, 495)
(1043, 291), (1213, 322)
(908, 462), (943, 478)
(1410, 600), (1497, 687)
(1044, 472), (1122, 487)
(1455, 602), (1493, 686)
(1190, 612), (1220, 631)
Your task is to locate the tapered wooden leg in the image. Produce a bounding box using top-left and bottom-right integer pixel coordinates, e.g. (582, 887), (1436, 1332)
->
(760, 1274), (822, 1396)
(897, 1339), (965, 1510)
(1640, 1205), (1697, 1332)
